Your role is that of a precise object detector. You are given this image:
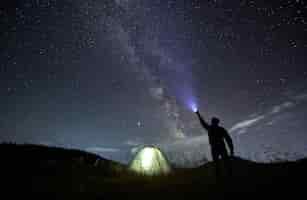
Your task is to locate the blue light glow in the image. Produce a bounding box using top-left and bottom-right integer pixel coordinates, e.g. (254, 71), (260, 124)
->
(189, 101), (198, 112)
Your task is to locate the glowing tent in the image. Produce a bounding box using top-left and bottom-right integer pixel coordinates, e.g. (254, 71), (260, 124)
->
(129, 146), (171, 175)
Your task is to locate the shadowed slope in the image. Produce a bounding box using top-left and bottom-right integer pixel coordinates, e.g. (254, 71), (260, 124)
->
(1, 143), (306, 200)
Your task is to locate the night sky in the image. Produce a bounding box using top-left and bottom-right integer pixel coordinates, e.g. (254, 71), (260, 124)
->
(1, 0), (307, 166)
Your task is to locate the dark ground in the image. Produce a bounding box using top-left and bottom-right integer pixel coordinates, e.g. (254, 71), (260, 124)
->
(1, 143), (306, 200)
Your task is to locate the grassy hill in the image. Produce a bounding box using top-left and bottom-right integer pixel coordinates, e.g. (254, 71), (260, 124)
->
(1, 143), (306, 199)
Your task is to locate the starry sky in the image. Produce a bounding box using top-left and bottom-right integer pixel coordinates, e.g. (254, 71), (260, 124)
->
(1, 0), (307, 166)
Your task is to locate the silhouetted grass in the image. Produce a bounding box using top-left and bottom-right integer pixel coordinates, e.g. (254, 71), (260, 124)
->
(1, 143), (306, 200)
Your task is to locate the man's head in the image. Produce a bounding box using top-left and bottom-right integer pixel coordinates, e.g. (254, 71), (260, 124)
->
(211, 117), (220, 126)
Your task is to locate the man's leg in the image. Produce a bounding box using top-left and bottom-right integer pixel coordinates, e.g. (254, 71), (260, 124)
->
(211, 148), (220, 178)
(220, 148), (232, 176)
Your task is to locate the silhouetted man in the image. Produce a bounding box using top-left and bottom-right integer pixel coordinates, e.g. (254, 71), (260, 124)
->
(195, 110), (234, 176)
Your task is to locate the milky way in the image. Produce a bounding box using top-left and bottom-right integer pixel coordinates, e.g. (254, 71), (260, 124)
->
(0, 0), (307, 166)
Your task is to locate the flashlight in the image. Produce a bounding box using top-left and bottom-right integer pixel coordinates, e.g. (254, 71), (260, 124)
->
(190, 102), (198, 113)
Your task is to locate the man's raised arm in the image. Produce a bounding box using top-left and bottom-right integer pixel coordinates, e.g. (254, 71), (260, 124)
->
(195, 111), (210, 131)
